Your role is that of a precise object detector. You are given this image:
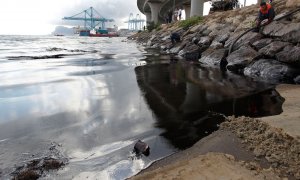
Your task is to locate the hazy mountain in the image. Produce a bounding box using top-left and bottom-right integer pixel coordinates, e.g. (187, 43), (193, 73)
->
(52, 26), (75, 36)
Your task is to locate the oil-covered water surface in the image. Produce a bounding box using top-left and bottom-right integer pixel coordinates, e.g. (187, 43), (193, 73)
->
(0, 36), (284, 179)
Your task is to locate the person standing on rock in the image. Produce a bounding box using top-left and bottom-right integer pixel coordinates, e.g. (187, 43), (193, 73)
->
(253, 2), (275, 32)
(178, 7), (182, 21)
(173, 8), (178, 22)
(168, 10), (173, 23)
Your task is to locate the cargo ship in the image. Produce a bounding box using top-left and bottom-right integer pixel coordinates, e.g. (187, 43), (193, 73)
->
(79, 28), (118, 37)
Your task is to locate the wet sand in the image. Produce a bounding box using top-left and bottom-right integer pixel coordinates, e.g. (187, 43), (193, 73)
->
(130, 85), (300, 179)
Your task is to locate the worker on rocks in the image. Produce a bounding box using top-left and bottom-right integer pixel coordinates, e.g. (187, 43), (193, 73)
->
(253, 2), (275, 32)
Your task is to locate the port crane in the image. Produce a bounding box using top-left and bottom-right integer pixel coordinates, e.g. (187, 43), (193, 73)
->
(63, 7), (114, 30)
(125, 13), (145, 31)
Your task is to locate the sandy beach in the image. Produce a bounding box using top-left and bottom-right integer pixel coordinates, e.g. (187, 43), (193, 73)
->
(130, 84), (300, 179)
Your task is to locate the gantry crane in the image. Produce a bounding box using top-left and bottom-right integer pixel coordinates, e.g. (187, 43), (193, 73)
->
(63, 7), (114, 30)
(125, 13), (145, 31)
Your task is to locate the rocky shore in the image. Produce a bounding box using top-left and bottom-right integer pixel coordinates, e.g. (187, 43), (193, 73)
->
(130, 0), (300, 84)
(129, 0), (300, 179)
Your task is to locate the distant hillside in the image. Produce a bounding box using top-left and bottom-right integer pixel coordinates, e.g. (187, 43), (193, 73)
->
(52, 26), (75, 36)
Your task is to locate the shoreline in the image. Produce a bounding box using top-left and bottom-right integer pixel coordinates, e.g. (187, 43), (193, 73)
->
(130, 84), (300, 179)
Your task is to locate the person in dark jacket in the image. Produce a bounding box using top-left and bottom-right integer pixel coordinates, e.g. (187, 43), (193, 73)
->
(133, 140), (150, 156)
(253, 2), (275, 32)
(170, 32), (181, 44)
(167, 10), (173, 23)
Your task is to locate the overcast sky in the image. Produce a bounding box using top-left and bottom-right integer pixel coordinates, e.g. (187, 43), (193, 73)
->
(0, 0), (257, 35)
(0, 0), (142, 35)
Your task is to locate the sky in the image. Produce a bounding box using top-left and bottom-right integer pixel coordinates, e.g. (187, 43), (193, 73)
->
(0, 0), (257, 35)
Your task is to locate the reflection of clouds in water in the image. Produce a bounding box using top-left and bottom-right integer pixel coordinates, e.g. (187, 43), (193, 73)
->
(0, 37), (177, 179)
(70, 140), (133, 161)
(73, 159), (146, 180)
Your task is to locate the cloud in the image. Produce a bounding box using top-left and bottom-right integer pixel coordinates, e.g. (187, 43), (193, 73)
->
(57, 0), (144, 28)
(0, 0), (144, 34)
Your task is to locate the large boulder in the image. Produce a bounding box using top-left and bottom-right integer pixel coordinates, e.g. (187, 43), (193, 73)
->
(262, 21), (300, 43)
(168, 43), (186, 54)
(179, 43), (200, 60)
(202, 29), (212, 36)
(244, 59), (300, 83)
(198, 36), (212, 52)
(209, 41), (224, 49)
(282, 31), (300, 43)
(276, 45), (300, 65)
(251, 38), (273, 50)
(226, 46), (259, 72)
(225, 32), (263, 52)
(258, 41), (291, 57)
(214, 33), (230, 44)
(198, 36), (212, 47)
(199, 48), (228, 67)
(189, 24), (208, 34)
(182, 33), (197, 43)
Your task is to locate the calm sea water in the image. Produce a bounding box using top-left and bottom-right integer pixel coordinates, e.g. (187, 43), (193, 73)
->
(0, 35), (283, 179)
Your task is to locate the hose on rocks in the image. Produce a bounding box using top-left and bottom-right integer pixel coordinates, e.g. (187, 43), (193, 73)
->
(228, 7), (300, 54)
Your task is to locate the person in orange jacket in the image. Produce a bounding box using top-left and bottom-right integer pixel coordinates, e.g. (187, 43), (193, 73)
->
(253, 2), (275, 32)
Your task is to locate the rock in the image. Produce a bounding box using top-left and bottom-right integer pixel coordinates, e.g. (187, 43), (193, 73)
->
(251, 38), (273, 50)
(161, 35), (170, 41)
(152, 43), (160, 48)
(189, 24), (208, 34)
(231, 32), (263, 52)
(182, 33), (197, 44)
(292, 13), (300, 23)
(199, 48), (227, 67)
(262, 21), (300, 43)
(146, 40), (152, 46)
(198, 36), (212, 47)
(276, 45), (300, 65)
(198, 36), (212, 52)
(259, 41), (291, 57)
(235, 15), (256, 32)
(169, 43), (186, 54)
(208, 30), (219, 38)
(244, 59), (300, 83)
(253, 147), (266, 157)
(189, 24), (202, 33)
(210, 41), (223, 49)
(295, 76), (300, 84)
(282, 30), (300, 44)
(286, 0), (300, 7)
(214, 33), (230, 44)
(179, 43), (200, 60)
(207, 23), (227, 31)
(192, 37), (200, 44)
(224, 31), (243, 48)
(202, 29), (212, 36)
(226, 46), (259, 72)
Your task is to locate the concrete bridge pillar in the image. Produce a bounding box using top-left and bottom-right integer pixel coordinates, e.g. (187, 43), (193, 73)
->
(145, 12), (152, 25)
(148, 2), (162, 24)
(183, 4), (191, 19)
(190, 0), (205, 17)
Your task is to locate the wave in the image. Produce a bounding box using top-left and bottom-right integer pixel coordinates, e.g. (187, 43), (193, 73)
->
(6, 54), (82, 60)
(46, 47), (100, 53)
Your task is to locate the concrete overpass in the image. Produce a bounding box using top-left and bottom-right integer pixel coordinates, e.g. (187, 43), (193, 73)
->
(137, 0), (262, 24)
(137, 0), (207, 24)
